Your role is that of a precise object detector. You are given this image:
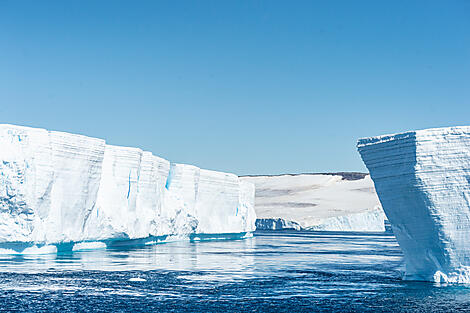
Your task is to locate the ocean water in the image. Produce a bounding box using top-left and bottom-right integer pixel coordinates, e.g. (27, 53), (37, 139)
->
(0, 231), (469, 312)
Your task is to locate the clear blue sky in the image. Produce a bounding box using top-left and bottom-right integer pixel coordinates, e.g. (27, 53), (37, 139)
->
(1, 1), (469, 175)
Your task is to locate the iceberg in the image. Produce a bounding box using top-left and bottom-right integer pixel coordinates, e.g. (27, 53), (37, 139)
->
(241, 173), (385, 231)
(255, 218), (302, 231)
(0, 124), (256, 249)
(357, 126), (470, 283)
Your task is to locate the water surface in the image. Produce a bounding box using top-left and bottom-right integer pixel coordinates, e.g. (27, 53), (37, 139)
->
(0, 231), (469, 312)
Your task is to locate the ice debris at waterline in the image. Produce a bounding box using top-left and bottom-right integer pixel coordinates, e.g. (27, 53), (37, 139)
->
(357, 126), (470, 283)
(0, 124), (256, 251)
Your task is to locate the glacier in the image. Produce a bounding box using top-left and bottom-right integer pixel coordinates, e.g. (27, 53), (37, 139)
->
(0, 124), (256, 250)
(358, 126), (470, 283)
(241, 174), (385, 232)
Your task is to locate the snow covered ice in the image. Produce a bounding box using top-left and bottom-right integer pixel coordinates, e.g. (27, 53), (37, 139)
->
(241, 174), (385, 231)
(358, 126), (470, 283)
(0, 124), (256, 248)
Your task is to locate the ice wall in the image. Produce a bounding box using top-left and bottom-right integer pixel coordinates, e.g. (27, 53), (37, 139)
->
(358, 126), (470, 283)
(255, 218), (302, 231)
(0, 124), (256, 245)
(163, 165), (256, 235)
(306, 208), (385, 232)
(254, 208), (384, 232)
(0, 125), (106, 243)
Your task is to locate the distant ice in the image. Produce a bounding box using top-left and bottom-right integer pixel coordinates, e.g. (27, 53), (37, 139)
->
(241, 174), (384, 231)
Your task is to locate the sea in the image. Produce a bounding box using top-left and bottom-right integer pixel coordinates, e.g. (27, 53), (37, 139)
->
(0, 230), (469, 312)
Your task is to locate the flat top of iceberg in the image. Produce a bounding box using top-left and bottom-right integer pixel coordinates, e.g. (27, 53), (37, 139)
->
(0, 123), (229, 175)
(240, 173), (381, 228)
(357, 125), (470, 147)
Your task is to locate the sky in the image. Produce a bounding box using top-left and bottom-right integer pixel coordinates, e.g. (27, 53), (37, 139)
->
(0, 0), (469, 175)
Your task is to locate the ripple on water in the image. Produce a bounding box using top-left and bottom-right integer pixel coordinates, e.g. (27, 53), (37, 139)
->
(0, 231), (469, 312)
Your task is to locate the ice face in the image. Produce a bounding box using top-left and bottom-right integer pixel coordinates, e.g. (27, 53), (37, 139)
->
(238, 181), (257, 233)
(358, 126), (470, 283)
(136, 152), (170, 237)
(0, 125), (106, 243)
(165, 163), (200, 218)
(306, 209), (385, 232)
(162, 166), (256, 235)
(0, 125), (53, 242)
(84, 145), (146, 240)
(195, 169), (238, 233)
(46, 130), (105, 243)
(0, 124), (256, 245)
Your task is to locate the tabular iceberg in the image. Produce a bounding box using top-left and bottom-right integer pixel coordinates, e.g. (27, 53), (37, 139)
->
(241, 174), (385, 231)
(0, 124), (256, 249)
(358, 126), (470, 283)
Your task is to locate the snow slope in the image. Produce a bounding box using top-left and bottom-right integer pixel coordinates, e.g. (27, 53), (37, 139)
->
(358, 126), (470, 283)
(0, 124), (256, 246)
(240, 174), (384, 231)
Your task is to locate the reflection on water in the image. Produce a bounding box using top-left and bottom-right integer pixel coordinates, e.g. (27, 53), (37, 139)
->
(0, 235), (257, 277)
(0, 231), (469, 312)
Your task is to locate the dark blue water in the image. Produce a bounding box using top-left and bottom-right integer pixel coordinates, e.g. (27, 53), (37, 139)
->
(0, 231), (469, 312)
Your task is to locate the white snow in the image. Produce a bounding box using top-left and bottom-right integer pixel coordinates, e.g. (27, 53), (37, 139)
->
(358, 126), (470, 283)
(20, 245), (58, 255)
(240, 174), (384, 231)
(128, 277), (147, 282)
(0, 245), (58, 255)
(72, 241), (107, 251)
(0, 124), (256, 246)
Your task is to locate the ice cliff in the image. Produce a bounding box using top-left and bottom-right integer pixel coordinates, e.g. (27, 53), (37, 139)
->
(241, 174), (385, 232)
(358, 126), (470, 283)
(0, 124), (256, 246)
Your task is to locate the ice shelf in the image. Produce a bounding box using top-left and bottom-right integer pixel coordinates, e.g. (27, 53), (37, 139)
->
(241, 174), (384, 232)
(0, 124), (256, 247)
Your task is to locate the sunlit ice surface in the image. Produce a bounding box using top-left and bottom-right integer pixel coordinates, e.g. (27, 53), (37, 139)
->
(0, 231), (470, 312)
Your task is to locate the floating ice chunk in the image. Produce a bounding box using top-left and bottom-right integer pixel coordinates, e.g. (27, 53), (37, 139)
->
(0, 248), (18, 255)
(128, 277), (146, 282)
(72, 241), (106, 251)
(22, 245), (58, 255)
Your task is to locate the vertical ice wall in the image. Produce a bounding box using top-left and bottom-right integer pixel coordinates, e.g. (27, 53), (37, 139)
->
(165, 164), (200, 218)
(0, 124), (256, 244)
(135, 152), (170, 237)
(238, 181), (257, 233)
(163, 165), (256, 235)
(0, 125), (106, 243)
(358, 126), (470, 283)
(0, 125), (53, 242)
(47, 131), (105, 242)
(195, 169), (240, 234)
(161, 164), (200, 236)
(84, 145), (144, 240)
